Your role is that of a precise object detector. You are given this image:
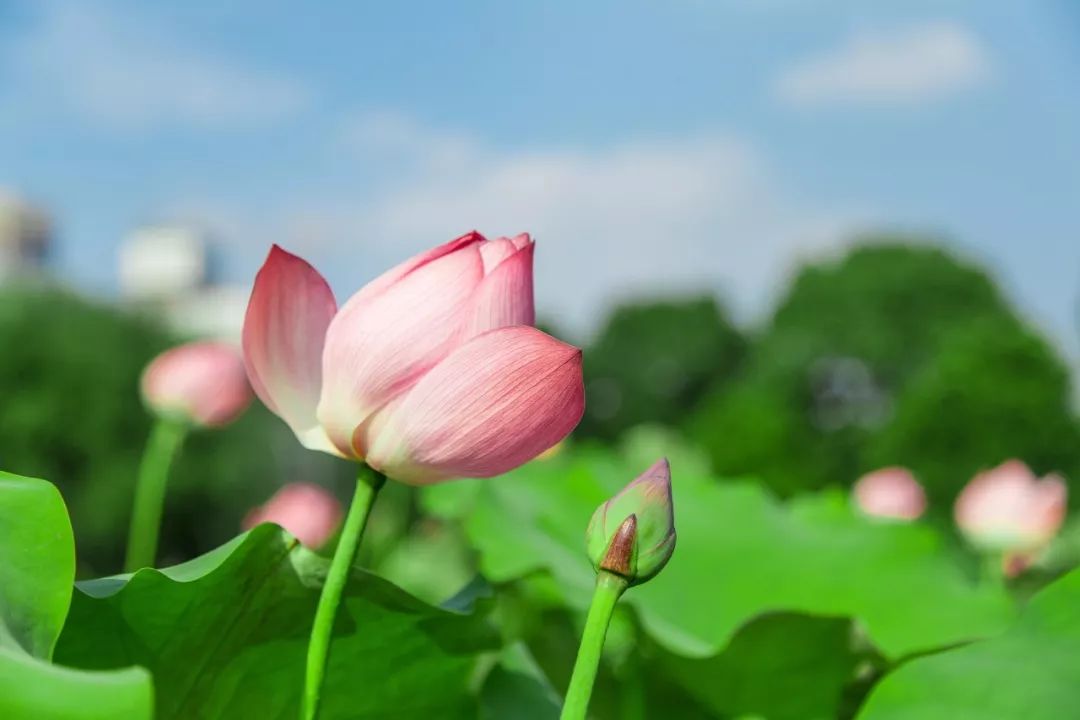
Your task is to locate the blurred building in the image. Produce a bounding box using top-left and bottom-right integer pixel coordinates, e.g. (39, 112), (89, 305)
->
(0, 191), (51, 281)
(119, 225), (207, 300)
(118, 224), (249, 341)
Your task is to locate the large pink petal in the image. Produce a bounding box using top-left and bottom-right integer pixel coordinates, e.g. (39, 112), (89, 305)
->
(468, 236), (535, 335)
(243, 245), (340, 454)
(361, 326), (584, 484)
(317, 237), (485, 451)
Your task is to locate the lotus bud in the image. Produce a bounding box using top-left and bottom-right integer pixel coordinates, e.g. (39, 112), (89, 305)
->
(586, 458), (675, 585)
(853, 466), (927, 521)
(955, 459), (1067, 553)
(141, 341), (252, 428)
(243, 483), (343, 549)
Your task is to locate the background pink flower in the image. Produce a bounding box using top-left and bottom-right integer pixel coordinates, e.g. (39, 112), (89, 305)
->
(954, 459), (1067, 552)
(243, 483), (344, 549)
(853, 467), (927, 521)
(141, 341), (252, 427)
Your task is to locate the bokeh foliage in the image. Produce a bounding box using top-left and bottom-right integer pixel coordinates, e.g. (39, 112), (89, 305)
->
(578, 296), (745, 441)
(686, 240), (1080, 505)
(7, 435), (1080, 718)
(0, 284), (351, 574)
(3, 236), (1080, 717)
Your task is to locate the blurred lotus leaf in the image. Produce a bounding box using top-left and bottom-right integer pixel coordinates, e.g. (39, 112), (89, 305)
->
(421, 434), (1015, 661)
(55, 524), (500, 719)
(0, 471), (152, 719)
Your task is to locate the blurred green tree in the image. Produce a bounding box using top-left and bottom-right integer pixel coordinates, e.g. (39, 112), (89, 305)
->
(0, 285), (344, 574)
(687, 239), (1079, 503)
(577, 297), (745, 441)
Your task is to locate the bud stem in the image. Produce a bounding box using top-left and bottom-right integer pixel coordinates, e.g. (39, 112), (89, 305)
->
(123, 417), (188, 573)
(303, 465), (386, 720)
(560, 570), (630, 720)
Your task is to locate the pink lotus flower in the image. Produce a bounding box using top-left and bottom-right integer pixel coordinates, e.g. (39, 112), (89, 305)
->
(243, 483), (344, 549)
(243, 232), (584, 484)
(141, 341), (252, 427)
(955, 460), (1067, 552)
(853, 467), (927, 521)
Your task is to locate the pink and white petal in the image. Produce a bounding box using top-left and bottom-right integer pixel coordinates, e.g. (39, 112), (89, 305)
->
(478, 237), (517, 273)
(467, 240), (535, 336)
(242, 245), (340, 455)
(507, 233), (532, 250)
(347, 231), (485, 311)
(363, 326), (584, 484)
(478, 234), (533, 274)
(317, 240), (485, 451)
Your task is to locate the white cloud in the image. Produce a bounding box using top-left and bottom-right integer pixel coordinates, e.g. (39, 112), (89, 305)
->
(775, 21), (990, 108)
(336, 110), (477, 174)
(1, 1), (310, 130)
(255, 115), (869, 336)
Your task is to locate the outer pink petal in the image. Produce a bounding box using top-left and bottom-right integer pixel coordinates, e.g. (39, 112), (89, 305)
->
(362, 326), (584, 484)
(242, 245), (339, 454)
(317, 237), (485, 452)
(468, 238), (535, 335)
(142, 341), (252, 427)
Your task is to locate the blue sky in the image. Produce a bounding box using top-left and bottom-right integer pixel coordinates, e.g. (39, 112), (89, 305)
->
(1, 0), (1079, 355)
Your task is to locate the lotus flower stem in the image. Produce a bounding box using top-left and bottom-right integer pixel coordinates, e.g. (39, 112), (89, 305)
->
(303, 464), (386, 720)
(560, 570), (629, 720)
(124, 417), (188, 572)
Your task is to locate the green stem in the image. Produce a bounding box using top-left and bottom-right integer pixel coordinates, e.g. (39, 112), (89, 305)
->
(124, 417), (188, 573)
(560, 571), (629, 720)
(303, 465), (386, 720)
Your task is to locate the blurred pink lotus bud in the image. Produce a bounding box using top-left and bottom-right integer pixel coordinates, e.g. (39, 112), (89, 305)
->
(853, 467), (927, 521)
(141, 341), (252, 427)
(954, 460), (1068, 553)
(243, 483), (343, 549)
(242, 233), (584, 484)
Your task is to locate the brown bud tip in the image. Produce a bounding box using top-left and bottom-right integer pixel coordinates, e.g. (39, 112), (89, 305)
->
(599, 513), (637, 578)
